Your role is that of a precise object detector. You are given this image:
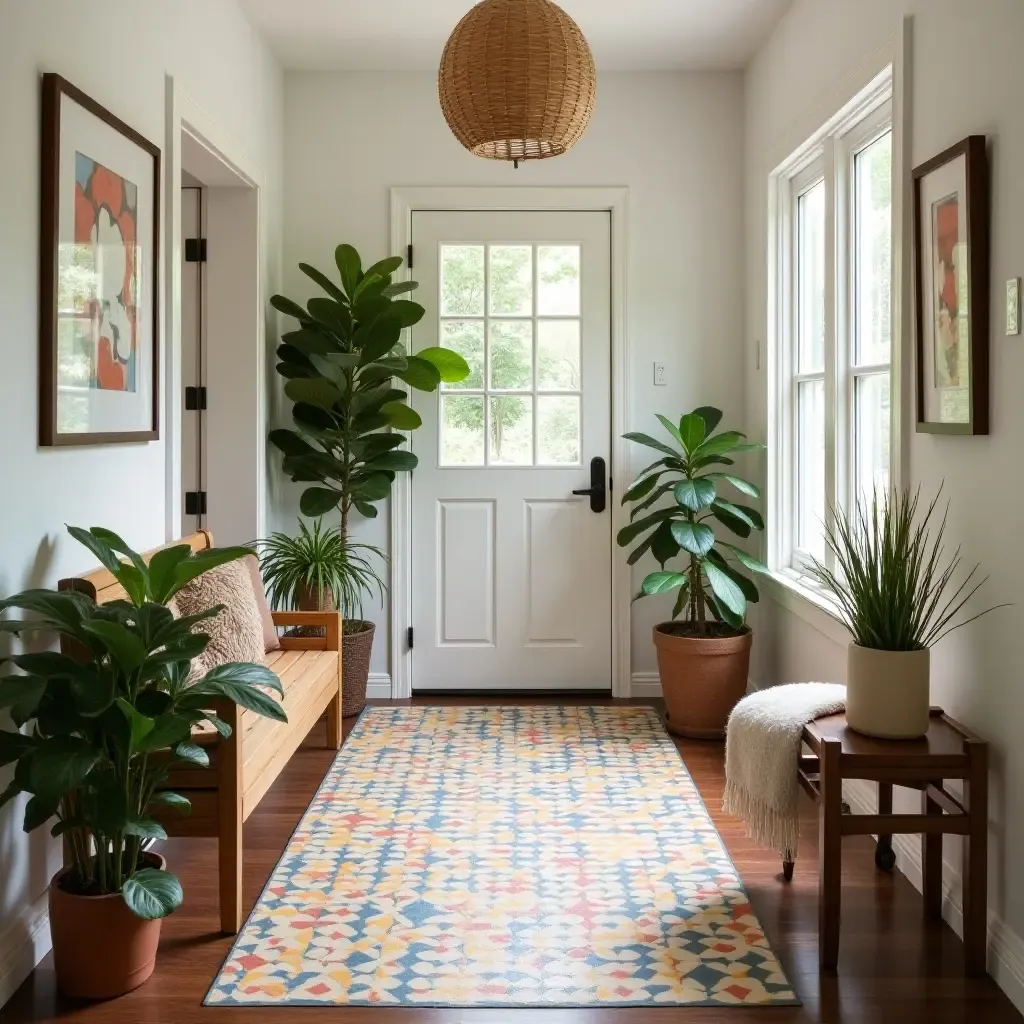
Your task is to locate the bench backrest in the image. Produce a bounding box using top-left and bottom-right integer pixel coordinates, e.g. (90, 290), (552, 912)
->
(58, 530), (214, 604)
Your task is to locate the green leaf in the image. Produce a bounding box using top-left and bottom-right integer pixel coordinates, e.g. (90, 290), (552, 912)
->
(616, 508), (677, 547)
(395, 356), (441, 392)
(282, 329), (338, 357)
(621, 472), (665, 503)
(678, 413), (707, 452)
(622, 432), (679, 458)
(147, 545), (193, 604)
(720, 543), (771, 575)
(674, 478), (716, 511)
(364, 256), (403, 280)
(640, 572), (687, 596)
(124, 816), (168, 841)
(655, 414), (685, 448)
(353, 501), (379, 519)
(83, 620), (147, 674)
(670, 521), (715, 557)
(704, 561), (747, 618)
(270, 294), (312, 322)
(710, 505), (752, 538)
(28, 737), (101, 799)
(284, 377), (341, 411)
(364, 450), (418, 473)
(0, 676), (47, 723)
(671, 582), (690, 619)
(706, 550), (760, 603)
(269, 429), (318, 459)
(173, 742), (209, 767)
(137, 713), (193, 752)
(23, 795), (60, 832)
(66, 527), (146, 605)
(299, 262), (347, 303)
(187, 666), (287, 723)
(705, 590), (744, 630)
(122, 868), (183, 920)
(708, 473), (761, 499)
(416, 347), (470, 383)
(0, 731), (37, 767)
(692, 431), (747, 459)
(335, 244), (362, 298)
(117, 698), (155, 750)
(381, 401), (422, 430)
(300, 487), (343, 517)
(713, 499), (764, 531)
(351, 473), (392, 502)
(692, 406), (723, 435)
(389, 299), (425, 326)
(149, 791), (191, 814)
(650, 521), (681, 566)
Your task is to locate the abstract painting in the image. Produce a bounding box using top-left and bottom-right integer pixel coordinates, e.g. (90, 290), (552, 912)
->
(40, 74), (160, 445)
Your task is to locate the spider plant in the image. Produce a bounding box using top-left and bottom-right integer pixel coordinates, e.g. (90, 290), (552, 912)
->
(257, 518), (384, 629)
(806, 488), (1006, 650)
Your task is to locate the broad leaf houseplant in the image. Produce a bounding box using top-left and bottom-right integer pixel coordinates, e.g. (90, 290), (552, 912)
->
(807, 489), (1004, 738)
(268, 244), (469, 715)
(619, 407), (767, 737)
(0, 527), (287, 999)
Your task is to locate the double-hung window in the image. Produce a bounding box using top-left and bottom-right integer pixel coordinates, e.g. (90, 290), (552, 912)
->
(771, 73), (896, 581)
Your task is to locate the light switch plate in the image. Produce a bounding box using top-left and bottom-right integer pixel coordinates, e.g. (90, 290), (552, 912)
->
(1007, 278), (1020, 336)
(653, 362), (667, 386)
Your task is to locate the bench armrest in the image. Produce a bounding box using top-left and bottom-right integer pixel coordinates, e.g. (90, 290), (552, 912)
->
(271, 611), (342, 652)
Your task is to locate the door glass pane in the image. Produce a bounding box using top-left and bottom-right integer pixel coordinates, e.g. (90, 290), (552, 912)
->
(537, 245), (580, 315)
(441, 396), (485, 466)
(537, 320), (580, 390)
(488, 245), (532, 315)
(489, 396), (532, 465)
(441, 245), (485, 316)
(440, 320), (484, 389)
(854, 131), (893, 366)
(489, 321), (532, 390)
(537, 396), (580, 465)
(855, 372), (890, 507)
(797, 181), (826, 373)
(796, 378), (825, 559)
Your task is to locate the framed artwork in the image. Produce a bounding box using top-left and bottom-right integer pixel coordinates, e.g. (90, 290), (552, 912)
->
(912, 135), (989, 435)
(39, 73), (160, 445)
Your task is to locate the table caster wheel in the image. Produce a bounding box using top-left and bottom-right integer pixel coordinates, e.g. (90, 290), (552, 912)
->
(875, 842), (896, 872)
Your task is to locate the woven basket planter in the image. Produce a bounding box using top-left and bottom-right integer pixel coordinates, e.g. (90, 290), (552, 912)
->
(341, 621), (374, 718)
(438, 0), (596, 163)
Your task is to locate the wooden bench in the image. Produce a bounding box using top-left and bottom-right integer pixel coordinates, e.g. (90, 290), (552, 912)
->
(59, 530), (343, 934)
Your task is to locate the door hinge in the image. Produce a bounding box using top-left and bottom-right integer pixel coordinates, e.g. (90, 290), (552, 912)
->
(406, 243), (413, 270)
(406, 626), (414, 650)
(184, 237), (207, 263)
(184, 385), (207, 411)
(184, 491), (207, 516)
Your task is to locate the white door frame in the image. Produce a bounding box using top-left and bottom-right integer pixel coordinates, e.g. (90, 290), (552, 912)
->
(164, 76), (267, 543)
(389, 186), (631, 699)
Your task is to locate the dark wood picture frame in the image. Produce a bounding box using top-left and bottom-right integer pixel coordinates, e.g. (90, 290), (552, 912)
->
(912, 135), (989, 435)
(39, 73), (161, 446)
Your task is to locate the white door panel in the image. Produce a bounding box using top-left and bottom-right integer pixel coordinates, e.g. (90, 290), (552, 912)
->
(410, 210), (612, 691)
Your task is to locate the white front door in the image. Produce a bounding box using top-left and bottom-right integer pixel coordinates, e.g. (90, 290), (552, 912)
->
(409, 210), (612, 691)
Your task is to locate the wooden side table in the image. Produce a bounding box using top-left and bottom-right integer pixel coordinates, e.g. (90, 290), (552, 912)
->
(787, 708), (988, 975)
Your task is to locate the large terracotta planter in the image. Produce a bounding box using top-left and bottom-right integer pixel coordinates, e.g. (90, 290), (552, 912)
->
(654, 624), (752, 739)
(48, 854), (165, 1000)
(846, 643), (930, 739)
(342, 620), (374, 717)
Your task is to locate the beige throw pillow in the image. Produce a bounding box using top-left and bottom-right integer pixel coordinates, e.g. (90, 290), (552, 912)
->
(243, 555), (281, 652)
(173, 559), (267, 675)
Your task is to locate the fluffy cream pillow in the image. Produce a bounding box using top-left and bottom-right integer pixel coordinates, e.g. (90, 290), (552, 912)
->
(173, 559), (267, 675)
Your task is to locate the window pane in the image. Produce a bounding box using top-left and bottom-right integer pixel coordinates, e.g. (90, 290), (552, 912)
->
(797, 181), (826, 373)
(538, 396), (580, 465)
(855, 372), (890, 507)
(489, 245), (532, 315)
(440, 320), (484, 389)
(796, 379), (825, 559)
(537, 245), (580, 315)
(489, 320), (532, 390)
(855, 132), (892, 366)
(441, 245), (484, 316)
(441, 396), (485, 466)
(489, 396), (532, 465)
(537, 320), (580, 390)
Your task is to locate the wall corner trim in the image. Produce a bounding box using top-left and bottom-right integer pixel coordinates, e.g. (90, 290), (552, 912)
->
(0, 891), (50, 1009)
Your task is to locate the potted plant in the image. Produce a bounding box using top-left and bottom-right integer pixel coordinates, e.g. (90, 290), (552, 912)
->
(268, 244), (469, 715)
(0, 526), (287, 1000)
(258, 517), (384, 716)
(619, 407), (767, 738)
(806, 489), (1004, 739)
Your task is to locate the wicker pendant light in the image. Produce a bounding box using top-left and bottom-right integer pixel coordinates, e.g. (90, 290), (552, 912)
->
(438, 0), (596, 167)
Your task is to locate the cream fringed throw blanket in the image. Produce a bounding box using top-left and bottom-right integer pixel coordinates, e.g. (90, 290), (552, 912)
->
(723, 683), (847, 858)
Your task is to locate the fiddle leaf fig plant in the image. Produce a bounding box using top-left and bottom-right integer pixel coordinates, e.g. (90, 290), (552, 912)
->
(0, 527), (287, 919)
(270, 244), (471, 537)
(618, 407), (768, 634)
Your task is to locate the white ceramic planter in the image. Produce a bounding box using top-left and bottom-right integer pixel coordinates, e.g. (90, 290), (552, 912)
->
(846, 643), (930, 739)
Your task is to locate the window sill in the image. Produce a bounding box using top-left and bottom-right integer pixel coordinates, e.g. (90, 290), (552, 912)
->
(760, 569), (851, 649)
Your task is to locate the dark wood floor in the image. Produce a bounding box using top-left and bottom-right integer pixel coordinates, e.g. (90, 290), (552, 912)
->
(3, 696), (1021, 1023)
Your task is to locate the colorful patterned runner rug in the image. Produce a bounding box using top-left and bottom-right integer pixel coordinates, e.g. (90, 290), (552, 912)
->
(206, 705), (798, 1007)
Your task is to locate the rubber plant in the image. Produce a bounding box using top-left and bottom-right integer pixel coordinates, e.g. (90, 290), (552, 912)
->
(0, 526), (287, 919)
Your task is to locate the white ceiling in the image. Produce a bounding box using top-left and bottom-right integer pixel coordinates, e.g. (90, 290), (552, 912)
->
(240, 0), (792, 72)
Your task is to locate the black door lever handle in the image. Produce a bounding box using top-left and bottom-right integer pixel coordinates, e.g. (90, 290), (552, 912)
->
(572, 456), (607, 513)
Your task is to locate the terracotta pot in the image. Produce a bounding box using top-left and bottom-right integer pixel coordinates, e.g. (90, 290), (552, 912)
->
(846, 643), (930, 739)
(654, 624), (752, 739)
(342, 620), (374, 717)
(48, 853), (165, 1000)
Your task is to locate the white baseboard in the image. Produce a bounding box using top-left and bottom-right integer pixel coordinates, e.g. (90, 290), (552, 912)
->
(630, 672), (662, 697)
(844, 780), (1024, 1014)
(366, 673), (393, 699)
(0, 892), (50, 1009)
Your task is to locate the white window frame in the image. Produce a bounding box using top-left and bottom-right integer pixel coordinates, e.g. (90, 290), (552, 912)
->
(769, 68), (899, 590)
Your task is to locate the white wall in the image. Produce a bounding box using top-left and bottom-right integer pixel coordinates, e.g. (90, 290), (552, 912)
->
(0, 0), (282, 1003)
(279, 70), (747, 680)
(744, 0), (1024, 1006)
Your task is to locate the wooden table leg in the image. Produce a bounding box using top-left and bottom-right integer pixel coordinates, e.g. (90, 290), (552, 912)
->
(921, 788), (943, 920)
(818, 737), (843, 971)
(962, 740), (988, 976)
(876, 782), (896, 871)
